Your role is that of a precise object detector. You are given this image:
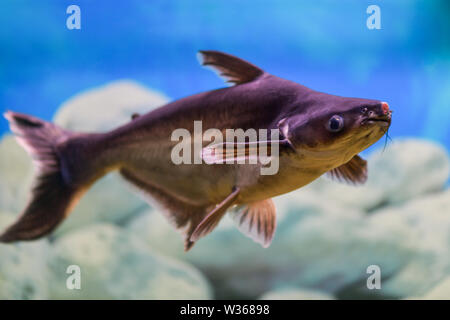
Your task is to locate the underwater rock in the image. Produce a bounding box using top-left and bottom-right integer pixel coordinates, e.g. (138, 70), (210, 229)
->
(48, 223), (212, 299)
(0, 211), (15, 229)
(378, 189), (450, 298)
(53, 80), (170, 131)
(0, 135), (33, 213)
(416, 277), (450, 300)
(307, 139), (450, 211)
(51, 81), (170, 236)
(365, 139), (449, 204)
(126, 190), (416, 299)
(0, 211), (50, 300)
(259, 287), (334, 300)
(126, 210), (186, 258)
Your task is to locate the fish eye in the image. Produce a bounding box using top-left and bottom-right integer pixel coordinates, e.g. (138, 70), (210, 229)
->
(361, 106), (368, 113)
(327, 115), (344, 132)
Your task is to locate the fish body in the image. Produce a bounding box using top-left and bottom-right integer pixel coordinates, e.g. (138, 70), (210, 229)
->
(0, 51), (392, 250)
(103, 75), (307, 204)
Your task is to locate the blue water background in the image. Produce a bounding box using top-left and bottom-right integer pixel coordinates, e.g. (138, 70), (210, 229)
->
(0, 0), (449, 153)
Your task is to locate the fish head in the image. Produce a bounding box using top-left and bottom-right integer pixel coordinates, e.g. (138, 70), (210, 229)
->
(281, 95), (392, 160)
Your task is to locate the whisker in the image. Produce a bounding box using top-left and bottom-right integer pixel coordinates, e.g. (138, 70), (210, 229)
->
(382, 127), (392, 152)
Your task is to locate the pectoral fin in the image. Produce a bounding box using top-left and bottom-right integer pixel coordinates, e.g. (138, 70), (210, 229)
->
(190, 187), (241, 243)
(229, 199), (276, 248)
(327, 154), (368, 185)
(201, 140), (292, 164)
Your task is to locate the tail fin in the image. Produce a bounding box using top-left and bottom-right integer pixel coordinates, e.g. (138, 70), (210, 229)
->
(0, 111), (90, 242)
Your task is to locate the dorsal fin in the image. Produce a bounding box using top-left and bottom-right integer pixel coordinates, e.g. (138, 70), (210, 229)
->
(198, 50), (265, 85)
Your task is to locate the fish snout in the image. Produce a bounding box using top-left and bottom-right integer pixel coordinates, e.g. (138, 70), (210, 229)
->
(381, 102), (390, 115)
(365, 102), (392, 127)
(379, 102), (392, 120)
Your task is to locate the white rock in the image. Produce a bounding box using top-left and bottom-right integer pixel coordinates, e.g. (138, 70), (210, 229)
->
(366, 139), (449, 204)
(54, 80), (170, 131)
(308, 139), (450, 211)
(48, 224), (211, 299)
(0, 211), (15, 229)
(125, 190), (416, 298)
(126, 210), (185, 258)
(0, 211), (50, 300)
(259, 287), (334, 300)
(0, 135), (33, 213)
(380, 189), (450, 298)
(417, 277), (450, 300)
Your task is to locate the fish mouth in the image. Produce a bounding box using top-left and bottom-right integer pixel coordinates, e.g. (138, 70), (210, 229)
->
(367, 118), (390, 127)
(364, 113), (392, 127)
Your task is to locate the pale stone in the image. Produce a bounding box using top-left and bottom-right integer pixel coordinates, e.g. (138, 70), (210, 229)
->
(48, 224), (212, 299)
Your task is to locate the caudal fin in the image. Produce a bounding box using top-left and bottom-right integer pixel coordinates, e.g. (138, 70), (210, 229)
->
(0, 111), (87, 242)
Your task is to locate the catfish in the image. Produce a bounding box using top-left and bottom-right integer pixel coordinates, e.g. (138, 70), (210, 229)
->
(0, 51), (392, 250)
